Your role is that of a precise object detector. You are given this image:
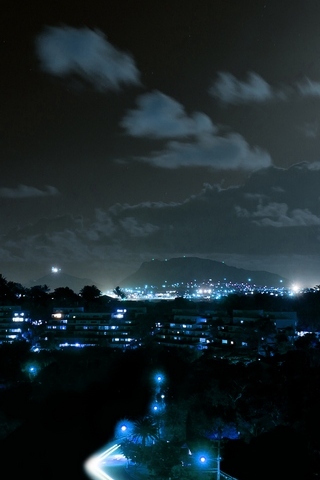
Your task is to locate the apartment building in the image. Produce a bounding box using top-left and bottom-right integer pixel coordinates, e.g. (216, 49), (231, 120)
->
(41, 307), (138, 349)
(154, 311), (212, 349)
(0, 306), (31, 344)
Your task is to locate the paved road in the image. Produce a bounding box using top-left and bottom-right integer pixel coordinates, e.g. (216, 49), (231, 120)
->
(84, 442), (148, 480)
(104, 466), (139, 480)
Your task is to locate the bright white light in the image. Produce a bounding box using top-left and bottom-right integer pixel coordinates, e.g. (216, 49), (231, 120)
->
(291, 284), (300, 293)
(51, 266), (61, 273)
(84, 443), (123, 480)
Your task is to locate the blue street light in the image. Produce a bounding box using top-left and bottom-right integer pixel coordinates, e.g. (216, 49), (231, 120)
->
(114, 419), (134, 440)
(154, 373), (164, 384)
(196, 450), (220, 480)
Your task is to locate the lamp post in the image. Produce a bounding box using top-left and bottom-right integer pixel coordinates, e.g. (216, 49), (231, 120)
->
(154, 373), (164, 394)
(152, 372), (166, 438)
(197, 449), (221, 480)
(216, 439), (221, 480)
(114, 420), (134, 469)
(151, 403), (162, 438)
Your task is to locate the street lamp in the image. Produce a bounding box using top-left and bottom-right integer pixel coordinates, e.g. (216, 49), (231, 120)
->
(196, 450), (220, 480)
(114, 419), (134, 441)
(114, 419), (135, 469)
(154, 373), (164, 390)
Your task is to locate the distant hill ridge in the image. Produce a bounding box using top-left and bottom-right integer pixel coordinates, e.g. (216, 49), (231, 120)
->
(121, 257), (289, 288)
(26, 272), (103, 293)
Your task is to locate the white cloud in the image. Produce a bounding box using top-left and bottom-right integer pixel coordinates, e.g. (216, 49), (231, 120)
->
(209, 72), (281, 104)
(236, 201), (320, 227)
(296, 77), (320, 97)
(35, 26), (140, 90)
(305, 161), (320, 170)
(0, 185), (60, 199)
(120, 90), (272, 171)
(120, 90), (216, 138)
(138, 132), (272, 170)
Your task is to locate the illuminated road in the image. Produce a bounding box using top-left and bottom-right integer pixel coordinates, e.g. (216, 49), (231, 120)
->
(84, 443), (137, 480)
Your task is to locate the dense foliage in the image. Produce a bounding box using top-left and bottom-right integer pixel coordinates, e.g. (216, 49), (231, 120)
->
(0, 342), (319, 479)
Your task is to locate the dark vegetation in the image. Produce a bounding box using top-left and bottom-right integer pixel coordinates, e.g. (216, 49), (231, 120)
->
(1, 342), (320, 479)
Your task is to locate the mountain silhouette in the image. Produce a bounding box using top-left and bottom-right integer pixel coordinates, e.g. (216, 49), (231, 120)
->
(120, 257), (288, 289)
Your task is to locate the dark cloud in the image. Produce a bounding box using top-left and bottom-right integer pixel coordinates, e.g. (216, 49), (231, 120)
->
(0, 185), (60, 199)
(1, 164), (320, 287)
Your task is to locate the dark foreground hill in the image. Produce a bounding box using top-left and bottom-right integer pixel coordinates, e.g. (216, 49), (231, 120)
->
(121, 257), (289, 288)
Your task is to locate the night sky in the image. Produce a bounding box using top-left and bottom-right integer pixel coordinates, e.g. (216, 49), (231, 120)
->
(2, 0), (320, 289)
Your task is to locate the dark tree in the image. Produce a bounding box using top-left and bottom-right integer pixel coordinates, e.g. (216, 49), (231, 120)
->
(113, 286), (127, 299)
(79, 285), (102, 302)
(52, 286), (79, 306)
